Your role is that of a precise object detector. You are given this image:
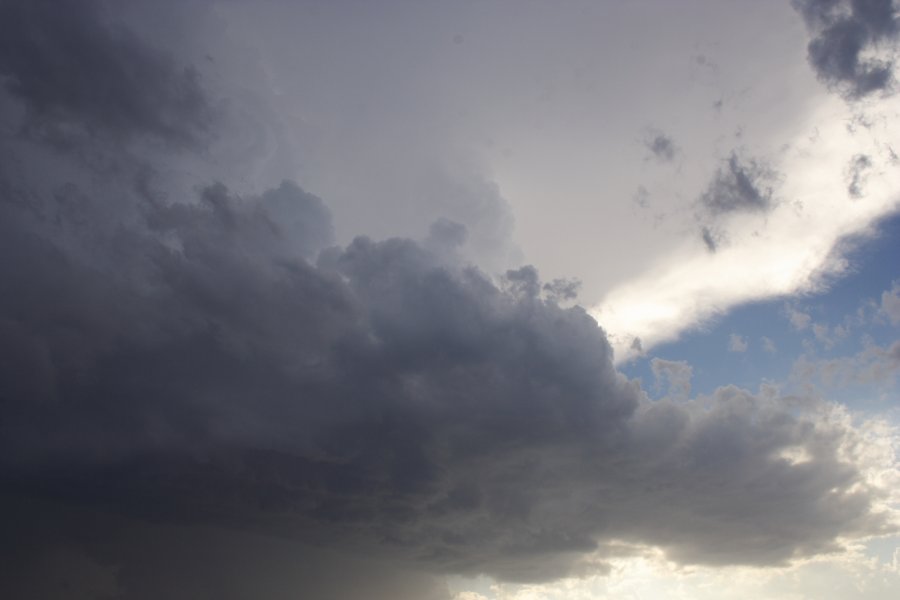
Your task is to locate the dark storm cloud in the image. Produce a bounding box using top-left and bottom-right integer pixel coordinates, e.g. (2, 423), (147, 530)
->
(0, 2), (895, 597)
(0, 166), (893, 595)
(0, 0), (212, 146)
(699, 152), (775, 215)
(0, 494), (453, 600)
(793, 0), (899, 98)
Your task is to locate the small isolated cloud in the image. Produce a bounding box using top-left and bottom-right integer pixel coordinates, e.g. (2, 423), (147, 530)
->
(786, 304), (813, 330)
(881, 281), (900, 325)
(792, 339), (900, 387)
(700, 225), (722, 252)
(812, 322), (844, 349)
(644, 130), (678, 163)
(794, 0), (899, 98)
(699, 153), (776, 216)
(729, 333), (749, 353)
(847, 153), (873, 197)
(762, 336), (777, 353)
(631, 336), (644, 354)
(633, 185), (650, 209)
(650, 357), (693, 399)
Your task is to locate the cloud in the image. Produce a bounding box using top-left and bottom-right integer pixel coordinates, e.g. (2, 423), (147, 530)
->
(700, 225), (721, 252)
(787, 304), (814, 330)
(699, 153), (776, 216)
(881, 281), (900, 324)
(595, 93), (900, 360)
(462, 532), (900, 600)
(847, 153), (873, 197)
(0, 493), (454, 600)
(794, 0), (899, 98)
(542, 277), (582, 303)
(791, 338), (900, 387)
(813, 322), (843, 349)
(644, 131), (678, 163)
(1, 166), (895, 596)
(729, 334), (749, 352)
(1, 2), (899, 597)
(0, 0), (212, 147)
(762, 336), (778, 353)
(693, 152), (777, 254)
(650, 358), (693, 399)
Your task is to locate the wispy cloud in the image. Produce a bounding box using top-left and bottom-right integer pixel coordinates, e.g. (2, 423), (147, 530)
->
(729, 333), (749, 352)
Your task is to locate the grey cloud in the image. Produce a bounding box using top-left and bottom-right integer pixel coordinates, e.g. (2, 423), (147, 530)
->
(420, 170), (522, 273)
(426, 217), (469, 254)
(729, 333), (749, 352)
(506, 265), (581, 304)
(0, 0), (212, 147)
(145, 179), (334, 261)
(794, 0), (899, 98)
(786, 304), (814, 330)
(0, 170), (892, 595)
(650, 358), (693, 399)
(791, 339), (900, 387)
(700, 225), (720, 252)
(0, 493), (453, 600)
(699, 153), (776, 215)
(847, 153), (873, 197)
(0, 2), (896, 594)
(632, 185), (650, 209)
(644, 131), (678, 162)
(543, 277), (582, 303)
(881, 281), (900, 324)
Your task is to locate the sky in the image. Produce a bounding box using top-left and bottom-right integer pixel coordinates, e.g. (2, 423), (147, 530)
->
(0, 1), (898, 599)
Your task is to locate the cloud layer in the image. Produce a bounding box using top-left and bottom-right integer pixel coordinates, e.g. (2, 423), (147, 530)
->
(0, 0), (212, 147)
(1, 2), (898, 598)
(2, 166), (894, 592)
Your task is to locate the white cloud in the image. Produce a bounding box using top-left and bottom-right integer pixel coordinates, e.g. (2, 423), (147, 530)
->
(791, 339), (900, 388)
(729, 334), (748, 353)
(451, 537), (900, 600)
(881, 282), (900, 325)
(593, 94), (900, 360)
(651, 357), (693, 399)
(813, 322), (833, 347)
(788, 305), (813, 331)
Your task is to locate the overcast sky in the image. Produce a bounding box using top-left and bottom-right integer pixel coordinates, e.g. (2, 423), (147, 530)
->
(1, 1), (899, 599)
